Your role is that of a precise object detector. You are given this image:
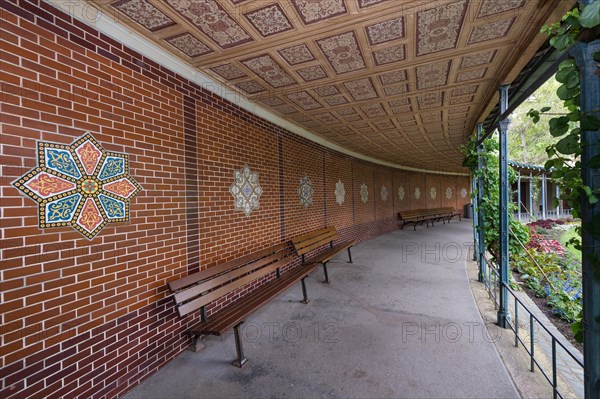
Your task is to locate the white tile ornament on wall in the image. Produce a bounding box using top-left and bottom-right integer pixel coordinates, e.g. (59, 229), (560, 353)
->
(430, 187), (437, 200)
(398, 186), (405, 201)
(298, 175), (313, 208)
(335, 179), (346, 206)
(415, 187), (421, 200)
(229, 164), (263, 216)
(446, 187), (453, 199)
(461, 187), (468, 199)
(360, 183), (369, 203)
(381, 185), (388, 201)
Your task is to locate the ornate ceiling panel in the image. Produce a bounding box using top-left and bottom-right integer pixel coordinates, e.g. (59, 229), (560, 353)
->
(90, 0), (572, 172)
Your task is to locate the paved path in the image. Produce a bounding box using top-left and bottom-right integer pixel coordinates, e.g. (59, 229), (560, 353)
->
(125, 221), (519, 399)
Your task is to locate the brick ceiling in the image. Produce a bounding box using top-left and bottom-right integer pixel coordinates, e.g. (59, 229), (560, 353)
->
(89, 0), (571, 173)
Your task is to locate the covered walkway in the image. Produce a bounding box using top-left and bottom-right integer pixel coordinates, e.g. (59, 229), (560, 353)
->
(125, 221), (518, 399)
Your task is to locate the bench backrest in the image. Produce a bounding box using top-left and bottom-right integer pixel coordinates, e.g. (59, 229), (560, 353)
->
(292, 226), (338, 256)
(168, 243), (293, 317)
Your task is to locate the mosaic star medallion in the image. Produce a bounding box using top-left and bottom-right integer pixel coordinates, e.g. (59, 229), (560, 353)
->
(335, 179), (346, 206)
(446, 187), (453, 199)
(415, 187), (421, 200)
(398, 186), (405, 201)
(381, 185), (388, 202)
(229, 164), (263, 216)
(461, 188), (468, 199)
(360, 183), (369, 204)
(430, 187), (437, 200)
(12, 133), (143, 239)
(299, 175), (313, 208)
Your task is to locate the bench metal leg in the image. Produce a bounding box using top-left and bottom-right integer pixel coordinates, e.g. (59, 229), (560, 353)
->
(322, 262), (330, 284)
(347, 247), (353, 263)
(232, 323), (248, 368)
(300, 277), (309, 304)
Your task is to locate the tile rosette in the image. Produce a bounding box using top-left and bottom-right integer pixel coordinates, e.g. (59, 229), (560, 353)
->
(229, 164), (263, 216)
(381, 185), (388, 201)
(298, 175), (313, 208)
(12, 133), (143, 239)
(360, 183), (369, 204)
(335, 179), (346, 206)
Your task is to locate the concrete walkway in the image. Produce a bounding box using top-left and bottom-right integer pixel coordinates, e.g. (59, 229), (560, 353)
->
(125, 221), (519, 399)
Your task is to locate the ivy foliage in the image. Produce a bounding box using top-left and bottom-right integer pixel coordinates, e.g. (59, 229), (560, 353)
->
(462, 134), (530, 259)
(528, 0), (600, 341)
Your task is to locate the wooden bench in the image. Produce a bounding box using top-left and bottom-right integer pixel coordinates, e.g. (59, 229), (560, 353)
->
(168, 243), (318, 367)
(398, 208), (461, 230)
(292, 226), (356, 284)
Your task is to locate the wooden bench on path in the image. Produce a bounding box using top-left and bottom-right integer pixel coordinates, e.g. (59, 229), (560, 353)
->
(292, 226), (356, 284)
(168, 243), (318, 367)
(398, 207), (462, 231)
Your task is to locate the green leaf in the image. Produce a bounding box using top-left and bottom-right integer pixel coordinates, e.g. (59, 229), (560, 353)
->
(549, 116), (571, 136)
(540, 106), (551, 113)
(559, 59), (576, 69)
(594, 51), (600, 63)
(556, 134), (579, 154)
(580, 0), (600, 28)
(557, 84), (578, 100)
(550, 34), (573, 51)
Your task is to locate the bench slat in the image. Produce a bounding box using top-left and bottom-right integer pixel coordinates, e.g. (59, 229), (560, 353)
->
(308, 241), (355, 265)
(168, 243), (290, 292)
(294, 232), (339, 255)
(177, 257), (291, 317)
(174, 250), (290, 304)
(191, 264), (318, 335)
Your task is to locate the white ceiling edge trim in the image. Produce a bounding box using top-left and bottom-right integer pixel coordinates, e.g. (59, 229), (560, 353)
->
(46, 0), (468, 177)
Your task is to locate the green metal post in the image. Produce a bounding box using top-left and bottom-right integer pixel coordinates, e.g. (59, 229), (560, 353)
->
(497, 85), (510, 328)
(572, 20), (600, 398)
(477, 123), (486, 283)
(472, 171), (479, 262)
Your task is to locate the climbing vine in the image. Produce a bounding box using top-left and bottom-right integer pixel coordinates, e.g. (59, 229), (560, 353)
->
(527, 0), (600, 341)
(462, 134), (530, 259)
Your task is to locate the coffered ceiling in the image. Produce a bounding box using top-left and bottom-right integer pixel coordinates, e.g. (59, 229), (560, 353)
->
(88, 0), (573, 173)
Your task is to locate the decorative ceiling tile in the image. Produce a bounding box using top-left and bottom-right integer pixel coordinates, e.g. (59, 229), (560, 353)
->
(358, 0), (388, 8)
(383, 84), (408, 96)
(344, 78), (378, 101)
(317, 31), (366, 74)
(361, 104), (387, 117)
(12, 133), (142, 239)
(260, 96), (286, 106)
(374, 120), (394, 130)
(292, 0), (347, 25)
(450, 95), (473, 105)
(389, 98), (409, 107)
(303, 120), (322, 128)
(313, 112), (341, 124)
(164, 33), (212, 58)
(416, 61), (450, 90)
(421, 112), (442, 123)
(165, 0), (253, 48)
(274, 104), (299, 114)
(468, 18), (515, 44)
(451, 84), (478, 96)
(235, 80), (266, 94)
(286, 91), (322, 110)
(244, 4), (293, 37)
(241, 54), (296, 88)
(277, 44), (315, 65)
(299, 175), (313, 208)
(314, 84), (340, 97)
(112, 0), (176, 31)
(325, 96), (348, 106)
(417, 0), (467, 56)
(336, 107), (356, 116)
(379, 70), (407, 85)
(478, 0), (525, 17)
(391, 105), (412, 114)
(456, 68), (487, 82)
(297, 65), (328, 82)
(373, 44), (406, 66)
(210, 63), (246, 80)
(417, 92), (444, 110)
(344, 114), (363, 122)
(460, 50), (496, 68)
(229, 164), (263, 216)
(366, 17), (404, 45)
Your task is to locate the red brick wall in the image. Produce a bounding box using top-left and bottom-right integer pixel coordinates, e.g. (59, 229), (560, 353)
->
(0, 2), (470, 398)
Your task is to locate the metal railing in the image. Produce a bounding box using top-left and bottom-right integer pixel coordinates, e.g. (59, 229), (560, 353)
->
(481, 256), (584, 399)
(514, 209), (573, 222)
